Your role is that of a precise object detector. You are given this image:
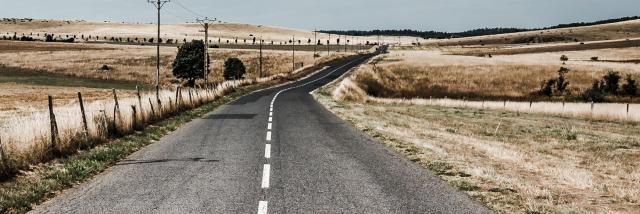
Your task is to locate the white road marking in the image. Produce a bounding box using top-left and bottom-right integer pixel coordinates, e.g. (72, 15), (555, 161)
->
(258, 201), (268, 214)
(262, 164), (271, 188)
(254, 57), (365, 214)
(265, 144), (271, 159)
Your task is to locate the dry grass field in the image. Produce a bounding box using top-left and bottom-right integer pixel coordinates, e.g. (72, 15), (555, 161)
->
(315, 87), (640, 213)
(431, 19), (640, 46)
(318, 20), (640, 213)
(0, 19), (422, 46)
(0, 83), (132, 121)
(0, 40), (326, 85)
(340, 47), (640, 103)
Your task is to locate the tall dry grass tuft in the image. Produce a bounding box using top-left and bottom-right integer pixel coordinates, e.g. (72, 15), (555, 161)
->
(332, 78), (367, 103)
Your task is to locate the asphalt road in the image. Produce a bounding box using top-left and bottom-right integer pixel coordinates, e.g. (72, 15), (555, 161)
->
(31, 54), (492, 214)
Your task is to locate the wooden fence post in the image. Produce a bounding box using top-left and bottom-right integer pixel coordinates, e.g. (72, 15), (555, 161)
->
(148, 98), (156, 119)
(0, 134), (4, 163)
(77, 92), (88, 135)
(136, 86), (144, 123)
(168, 97), (173, 111)
(189, 88), (193, 107)
(529, 100), (533, 109)
(627, 103), (630, 115)
(48, 95), (60, 152)
(112, 89), (120, 128)
(131, 105), (138, 131)
(175, 86), (180, 109)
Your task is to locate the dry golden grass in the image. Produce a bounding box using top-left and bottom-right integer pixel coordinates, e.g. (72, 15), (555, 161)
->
(0, 19), (422, 46)
(430, 19), (640, 46)
(316, 82), (640, 214)
(0, 40), (327, 85)
(0, 83), (132, 121)
(344, 48), (640, 102)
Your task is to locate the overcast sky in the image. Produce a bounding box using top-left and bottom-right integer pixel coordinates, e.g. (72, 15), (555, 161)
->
(1, 0), (639, 32)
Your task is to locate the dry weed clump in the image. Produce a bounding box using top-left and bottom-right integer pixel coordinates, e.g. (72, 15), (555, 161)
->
(332, 78), (367, 103)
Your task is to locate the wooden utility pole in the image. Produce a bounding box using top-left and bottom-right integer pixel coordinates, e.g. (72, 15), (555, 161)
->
(344, 35), (347, 52)
(327, 33), (331, 55)
(259, 36), (263, 77)
(148, 0), (170, 104)
(292, 35), (296, 73)
(313, 29), (317, 65)
(197, 17), (216, 85)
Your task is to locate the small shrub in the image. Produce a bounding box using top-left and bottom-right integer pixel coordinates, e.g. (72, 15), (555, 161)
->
(99, 65), (111, 71)
(582, 80), (605, 102)
(591, 57), (599, 61)
(602, 71), (621, 95)
(560, 55), (569, 64)
(223, 58), (246, 80)
(556, 67), (570, 95)
(539, 79), (556, 97)
(622, 75), (638, 97)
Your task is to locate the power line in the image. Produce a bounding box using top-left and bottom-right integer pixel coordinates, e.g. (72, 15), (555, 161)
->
(174, 1), (206, 18)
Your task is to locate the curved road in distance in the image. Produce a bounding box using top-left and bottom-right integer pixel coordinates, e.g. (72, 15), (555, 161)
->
(32, 53), (492, 214)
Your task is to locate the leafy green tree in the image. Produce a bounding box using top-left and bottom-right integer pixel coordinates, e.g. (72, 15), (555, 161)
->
(224, 58), (246, 80)
(171, 40), (206, 87)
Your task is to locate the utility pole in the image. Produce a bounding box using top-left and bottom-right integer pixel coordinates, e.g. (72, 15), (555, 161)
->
(327, 33), (331, 55)
(148, 0), (170, 103)
(259, 36), (263, 77)
(292, 35), (295, 73)
(344, 35), (347, 52)
(197, 17), (217, 86)
(313, 29), (317, 65)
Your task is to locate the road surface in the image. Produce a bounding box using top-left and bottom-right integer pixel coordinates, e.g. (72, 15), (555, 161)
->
(32, 54), (491, 214)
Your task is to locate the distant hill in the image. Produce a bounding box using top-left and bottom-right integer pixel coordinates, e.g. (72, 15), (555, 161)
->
(320, 16), (640, 39)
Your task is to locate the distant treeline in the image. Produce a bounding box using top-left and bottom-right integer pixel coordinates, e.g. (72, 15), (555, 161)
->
(320, 16), (640, 39)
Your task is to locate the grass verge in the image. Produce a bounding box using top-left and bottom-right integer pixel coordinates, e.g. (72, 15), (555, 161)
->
(314, 74), (640, 213)
(0, 85), (258, 213)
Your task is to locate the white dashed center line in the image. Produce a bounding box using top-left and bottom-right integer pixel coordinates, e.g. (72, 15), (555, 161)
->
(258, 201), (268, 214)
(265, 144), (271, 159)
(255, 56), (366, 214)
(261, 164), (271, 188)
